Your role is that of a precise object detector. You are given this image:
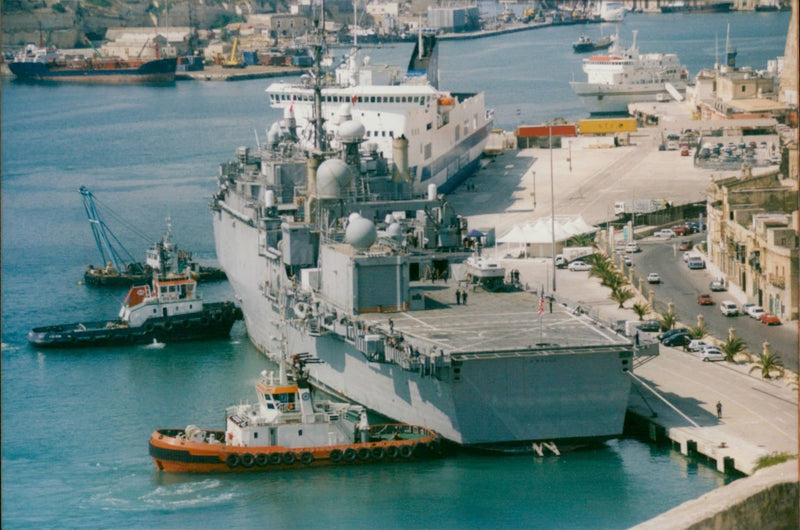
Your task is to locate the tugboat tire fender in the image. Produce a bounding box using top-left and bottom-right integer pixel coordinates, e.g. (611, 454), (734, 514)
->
(299, 451), (314, 465)
(268, 453), (282, 465)
(255, 453), (269, 467)
(145, 323), (154, 333)
(343, 448), (357, 462)
(399, 445), (413, 459)
(371, 447), (385, 460)
(225, 453), (240, 468)
(181, 319), (191, 329)
(329, 449), (343, 463)
(240, 453), (255, 468)
(201, 316), (209, 325)
(212, 311), (222, 322)
(428, 440), (441, 455)
(163, 321), (173, 331)
(385, 445), (399, 459)
(357, 447), (371, 461)
(282, 451), (296, 465)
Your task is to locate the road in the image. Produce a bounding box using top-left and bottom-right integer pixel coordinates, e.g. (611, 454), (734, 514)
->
(630, 233), (798, 372)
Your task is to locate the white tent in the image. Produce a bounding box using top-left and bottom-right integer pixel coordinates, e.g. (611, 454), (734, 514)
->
(497, 215), (599, 257)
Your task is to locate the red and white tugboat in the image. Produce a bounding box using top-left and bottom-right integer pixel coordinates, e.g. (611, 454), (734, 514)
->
(27, 274), (242, 348)
(148, 354), (444, 472)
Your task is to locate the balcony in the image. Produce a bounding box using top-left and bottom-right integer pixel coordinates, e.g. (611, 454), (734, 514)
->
(768, 274), (786, 289)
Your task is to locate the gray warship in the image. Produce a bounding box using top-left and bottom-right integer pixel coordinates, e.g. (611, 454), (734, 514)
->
(211, 28), (634, 452)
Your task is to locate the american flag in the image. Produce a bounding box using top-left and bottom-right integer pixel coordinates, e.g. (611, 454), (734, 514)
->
(538, 293), (545, 316)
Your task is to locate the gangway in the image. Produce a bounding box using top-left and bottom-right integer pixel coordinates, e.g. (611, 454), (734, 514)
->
(664, 82), (684, 102)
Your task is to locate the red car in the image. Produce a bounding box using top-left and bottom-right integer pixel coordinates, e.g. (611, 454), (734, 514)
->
(678, 240), (693, 251)
(759, 312), (781, 325)
(697, 293), (713, 305)
(671, 225), (688, 236)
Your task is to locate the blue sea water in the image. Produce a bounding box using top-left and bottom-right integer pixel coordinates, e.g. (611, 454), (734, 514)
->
(1, 12), (789, 529)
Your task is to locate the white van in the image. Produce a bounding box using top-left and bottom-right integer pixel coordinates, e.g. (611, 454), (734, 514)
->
(720, 301), (739, 316)
(625, 242), (640, 253)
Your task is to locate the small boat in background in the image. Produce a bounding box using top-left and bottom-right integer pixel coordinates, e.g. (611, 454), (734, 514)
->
(149, 354), (444, 472)
(28, 274), (242, 348)
(573, 34), (615, 53)
(8, 43), (176, 83)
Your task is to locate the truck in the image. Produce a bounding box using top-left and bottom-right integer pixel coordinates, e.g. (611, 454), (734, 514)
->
(555, 246), (595, 268)
(614, 199), (666, 216)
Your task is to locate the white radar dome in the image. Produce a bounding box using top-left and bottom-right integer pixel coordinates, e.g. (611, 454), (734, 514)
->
(345, 213), (377, 250)
(386, 222), (403, 240)
(338, 120), (365, 143)
(316, 158), (351, 198)
(338, 103), (353, 119)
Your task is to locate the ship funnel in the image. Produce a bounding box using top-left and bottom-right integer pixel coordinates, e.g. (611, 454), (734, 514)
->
(392, 135), (410, 183)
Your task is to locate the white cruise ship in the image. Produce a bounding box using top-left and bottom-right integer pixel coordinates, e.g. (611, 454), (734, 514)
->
(570, 30), (689, 114)
(265, 35), (493, 194)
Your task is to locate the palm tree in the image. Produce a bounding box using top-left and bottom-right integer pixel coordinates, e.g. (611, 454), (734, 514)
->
(610, 286), (635, 308)
(720, 336), (747, 363)
(567, 233), (595, 247)
(749, 352), (784, 379)
(601, 271), (626, 290)
(660, 309), (678, 331)
(688, 323), (707, 339)
(632, 302), (650, 321)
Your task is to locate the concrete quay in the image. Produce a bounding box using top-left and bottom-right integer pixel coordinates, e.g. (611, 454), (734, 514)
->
(176, 64), (302, 81)
(449, 133), (798, 525)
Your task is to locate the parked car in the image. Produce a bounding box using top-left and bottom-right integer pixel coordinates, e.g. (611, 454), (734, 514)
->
(697, 293), (713, 305)
(709, 279), (726, 291)
(687, 256), (705, 270)
(699, 346), (725, 362)
(658, 327), (689, 342)
(625, 242), (640, 253)
(687, 339), (710, 352)
(745, 305), (765, 320)
(568, 260), (591, 271)
(663, 333), (692, 347)
(720, 301), (739, 316)
(678, 240), (693, 251)
(639, 320), (662, 332)
(646, 272), (661, 284)
(759, 312), (781, 325)
(623, 255), (633, 266)
(671, 225), (688, 236)
(654, 229), (674, 239)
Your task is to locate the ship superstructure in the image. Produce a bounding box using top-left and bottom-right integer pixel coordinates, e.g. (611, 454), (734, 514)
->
(265, 34), (493, 194)
(570, 30), (689, 114)
(211, 30), (634, 452)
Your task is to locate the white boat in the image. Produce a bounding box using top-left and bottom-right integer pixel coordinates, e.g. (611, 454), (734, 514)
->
(599, 1), (625, 22)
(265, 33), (493, 194)
(570, 30), (689, 114)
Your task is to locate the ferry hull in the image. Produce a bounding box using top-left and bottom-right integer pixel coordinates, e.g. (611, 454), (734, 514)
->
(570, 81), (687, 114)
(213, 210), (633, 449)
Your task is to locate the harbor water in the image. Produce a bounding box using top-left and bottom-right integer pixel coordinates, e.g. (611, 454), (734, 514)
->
(2, 12), (790, 529)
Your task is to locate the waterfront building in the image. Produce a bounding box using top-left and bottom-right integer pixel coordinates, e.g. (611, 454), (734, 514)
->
(706, 169), (799, 321)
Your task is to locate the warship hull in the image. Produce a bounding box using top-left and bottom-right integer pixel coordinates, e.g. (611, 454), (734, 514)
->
(213, 207), (634, 450)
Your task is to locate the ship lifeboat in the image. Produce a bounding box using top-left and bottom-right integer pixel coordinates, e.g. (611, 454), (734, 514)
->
(437, 95), (455, 106)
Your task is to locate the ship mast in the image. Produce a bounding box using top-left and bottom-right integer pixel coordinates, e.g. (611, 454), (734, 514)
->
(310, 0), (327, 153)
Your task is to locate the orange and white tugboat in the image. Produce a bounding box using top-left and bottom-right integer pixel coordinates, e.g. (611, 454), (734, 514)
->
(27, 274), (242, 348)
(149, 354), (444, 472)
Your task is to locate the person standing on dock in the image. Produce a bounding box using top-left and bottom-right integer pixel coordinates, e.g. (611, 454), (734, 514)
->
(456, 290), (461, 305)
(716, 401), (722, 419)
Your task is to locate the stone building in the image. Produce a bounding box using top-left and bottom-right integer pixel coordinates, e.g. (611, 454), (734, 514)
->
(706, 170), (798, 321)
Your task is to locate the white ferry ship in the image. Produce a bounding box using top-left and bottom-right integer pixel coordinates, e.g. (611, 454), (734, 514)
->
(265, 35), (493, 194)
(570, 30), (689, 114)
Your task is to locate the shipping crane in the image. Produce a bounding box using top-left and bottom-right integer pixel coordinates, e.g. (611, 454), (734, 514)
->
(222, 25), (245, 68)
